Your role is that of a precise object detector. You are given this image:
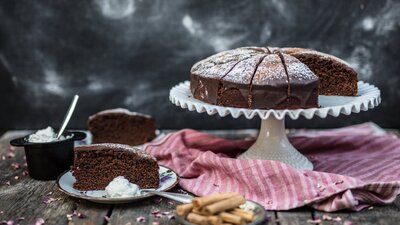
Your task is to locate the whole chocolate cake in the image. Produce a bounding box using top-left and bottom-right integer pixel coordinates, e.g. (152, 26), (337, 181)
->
(88, 108), (156, 146)
(190, 47), (358, 109)
(72, 143), (159, 191)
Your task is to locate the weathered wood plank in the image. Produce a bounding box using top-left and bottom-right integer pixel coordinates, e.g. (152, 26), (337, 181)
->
(275, 207), (314, 225)
(314, 204), (400, 225)
(393, 196), (400, 210)
(109, 195), (178, 225)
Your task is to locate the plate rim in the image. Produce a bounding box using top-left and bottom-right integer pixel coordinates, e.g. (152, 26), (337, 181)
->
(56, 165), (179, 201)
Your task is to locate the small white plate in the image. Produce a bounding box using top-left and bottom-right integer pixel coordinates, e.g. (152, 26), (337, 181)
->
(57, 165), (179, 204)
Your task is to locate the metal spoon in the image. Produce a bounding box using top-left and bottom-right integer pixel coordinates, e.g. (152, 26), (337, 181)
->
(56, 95), (79, 139)
(139, 189), (193, 203)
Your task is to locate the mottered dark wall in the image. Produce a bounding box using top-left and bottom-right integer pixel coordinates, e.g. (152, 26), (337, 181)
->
(0, 0), (399, 130)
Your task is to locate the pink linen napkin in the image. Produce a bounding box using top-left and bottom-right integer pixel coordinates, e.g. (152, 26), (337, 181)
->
(144, 123), (400, 212)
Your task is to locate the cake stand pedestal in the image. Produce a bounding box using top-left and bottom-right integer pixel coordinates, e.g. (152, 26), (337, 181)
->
(239, 116), (313, 169)
(169, 81), (381, 170)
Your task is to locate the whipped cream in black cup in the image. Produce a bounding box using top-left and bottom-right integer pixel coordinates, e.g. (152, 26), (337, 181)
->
(10, 130), (86, 180)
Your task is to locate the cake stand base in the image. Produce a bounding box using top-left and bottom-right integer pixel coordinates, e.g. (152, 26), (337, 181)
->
(238, 116), (313, 170)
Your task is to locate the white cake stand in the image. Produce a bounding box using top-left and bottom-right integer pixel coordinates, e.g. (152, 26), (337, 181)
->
(169, 81), (381, 170)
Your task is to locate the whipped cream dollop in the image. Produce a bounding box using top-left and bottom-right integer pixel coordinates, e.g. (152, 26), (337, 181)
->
(28, 126), (70, 143)
(105, 176), (140, 198)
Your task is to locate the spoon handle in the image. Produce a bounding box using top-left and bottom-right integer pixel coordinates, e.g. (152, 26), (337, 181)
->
(57, 95), (79, 139)
(142, 190), (193, 203)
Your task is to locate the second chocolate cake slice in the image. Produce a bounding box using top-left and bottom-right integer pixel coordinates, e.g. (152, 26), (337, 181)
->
(72, 143), (160, 191)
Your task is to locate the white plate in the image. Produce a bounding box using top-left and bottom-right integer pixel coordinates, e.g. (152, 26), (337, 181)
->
(57, 165), (179, 204)
(169, 81), (381, 120)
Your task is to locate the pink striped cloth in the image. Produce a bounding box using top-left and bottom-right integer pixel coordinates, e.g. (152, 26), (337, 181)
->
(144, 123), (400, 212)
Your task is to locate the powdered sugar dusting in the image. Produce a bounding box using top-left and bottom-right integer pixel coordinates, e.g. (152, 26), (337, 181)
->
(89, 108), (152, 121)
(190, 47), (263, 78)
(252, 54), (287, 85)
(283, 54), (318, 82)
(223, 54), (266, 84)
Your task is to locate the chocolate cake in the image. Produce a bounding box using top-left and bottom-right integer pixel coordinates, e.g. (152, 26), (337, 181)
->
(72, 143), (159, 191)
(279, 47), (358, 96)
(190, 47), (358, 109)
(88, 108), (156, 146)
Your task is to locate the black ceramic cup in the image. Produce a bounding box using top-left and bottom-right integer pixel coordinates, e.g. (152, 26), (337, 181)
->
(10, 131), (86, 180)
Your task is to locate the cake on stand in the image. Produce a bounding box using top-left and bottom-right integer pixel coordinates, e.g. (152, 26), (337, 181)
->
(169, 81), (381, 170)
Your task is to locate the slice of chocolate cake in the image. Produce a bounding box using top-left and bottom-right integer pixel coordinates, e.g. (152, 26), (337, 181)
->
(88, 108), (156, 146)
(72, 143), (159, 191)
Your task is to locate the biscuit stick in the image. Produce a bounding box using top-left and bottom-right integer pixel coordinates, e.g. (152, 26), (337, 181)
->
(231, 208), (255, 222)
(202, 195), (246, 215)
(193, 192), (239, 208)
(187, 213), (210, 225)
(207, 215), (222, 225)
(219, 212), (244, 225)
(176, 203), (193, 218)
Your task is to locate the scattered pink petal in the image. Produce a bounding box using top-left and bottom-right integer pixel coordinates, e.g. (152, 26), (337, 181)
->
(0, 210), (3, 214)
(332, 217), (342, 222)
(307, 219), (322, 224)
(154, 198), (162, 204)
(23, 162), (27, 167)
(66, 210), (87, 221)
(11, 163), (21, 170)
(1, 156), (6, 160)
(167, 201), (174, 205)
(152, 221), (159, 225)
(168, 215), (175, 220)
(6, 151), (15, 158)
(76, 212), (87, 219)
(5, 181), (10, 186)
(35, 218), (45, 225)
(136, 216), (145, 222)
(334, 180), (344, 185)
(343, 220), (353, 225)
(6, 220), (14, 225)
(42, 197), (62, 204)
(161, 211), (171, 215)
(104, 216), (110, 222)
(22, 171), (29, 176)
(151, 210), (160, 215)
(322, 214), (332, 220)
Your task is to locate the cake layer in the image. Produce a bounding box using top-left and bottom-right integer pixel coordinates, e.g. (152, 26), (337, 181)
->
(72, 143), (159, 191)
(88, 108), (156, 146)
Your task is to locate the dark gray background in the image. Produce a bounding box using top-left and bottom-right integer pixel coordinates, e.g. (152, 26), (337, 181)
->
(0, 0), (399, 130)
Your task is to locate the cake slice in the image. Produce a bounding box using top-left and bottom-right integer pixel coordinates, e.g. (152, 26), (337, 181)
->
(88, 108), (156, 146)
(72, 143), (159, 191)
(279, 47), (358, 96)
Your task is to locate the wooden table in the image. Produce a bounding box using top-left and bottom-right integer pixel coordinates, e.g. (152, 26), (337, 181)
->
(1, 130), (399, 225)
